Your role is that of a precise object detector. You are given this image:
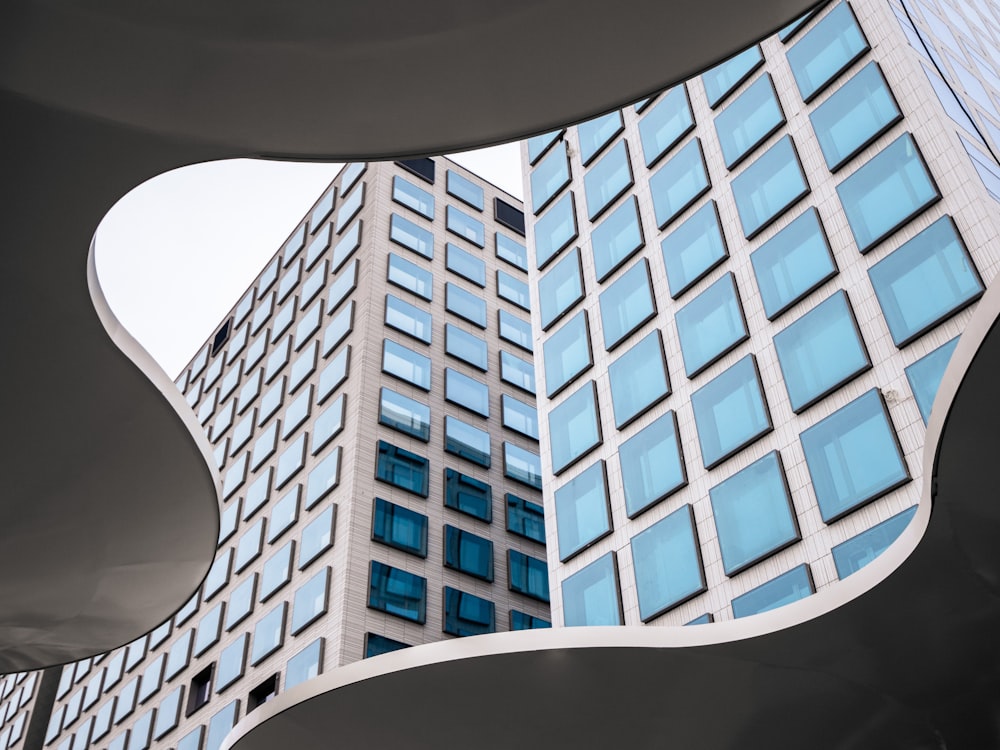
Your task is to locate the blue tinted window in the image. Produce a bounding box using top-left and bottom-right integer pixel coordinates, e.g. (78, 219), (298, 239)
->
(205, 700), (240, 750)
(787, 2), (869, 101)
(445, 469), (492, 522)
(379, 387), (430, 441)
(801, 389), (909, 521)
(329, 259), (358, 312)
(445, 526), (494, 581)
(598, 260), (656, 350)
(364, 633), (409, 659)
(497, 270), (530, 310)
(501, 351), (536, 394)
(446, 169), (484, 210)
(389, 213), (433, 259)
(774, 291), (870, 411)
(446, 282), (487, 328)
(368, 561), (426, 623)
(375, 440), (430, 497)
(578, 111), (624, 163)
(506, 493), (545, 543)
(584, 141), (634, 219)
(445, 324), (488, 371)
(608, 331), (669, 427)
(710, 452), (799, 575)
(660, 201), (729, 299)
(714, 74), (785, 168)
(446, 206), (485, 248)
(496, 232), (528, 271)
(501, 395), (539, 440)
(298, 505), (334, 568)
(631, 505), (705, 621)
(387, 253), (432, 300)
(382, 339), (431, 390)
(443, 587), (495, 636)
(508, 550), (550, 602)
(286, 639), (324, 687)
(837, 133), (939, 252)
(811, 62), (901, 170)
(340, 162), (366, 195)
(832, 506), (918, 578)
(649, 138), (710, 228)
(510, 611), (552, 630)
(444, 416), (491, 468)
(691, 355), (771, 468)
(322, 301), (354, 356)
(317, 345), (350, 403)
(504, 443), (542, 489)
(249, 603), (285, 664)
(675, 273), (748, 377)
(638, 85), (695, 166)
(385, 295), (432, 344)
(555, 461), (611, 560)
(530, 142), (571, 213)
(702, 45), (764, 107)
(259, 542), (293, 601)
(527, 130), (564, 164)
(731, 564), (814, 618)
(334, 182), (364, 234)
(392, 175), (434, 219)
(534, 192), (579, 269)
(750, 208), (837, 319)
(445, 368), (490, 417)
(732, 135), (809, 238)
(309, 192), (334, 233)
(215, 635), (247, 692)
(446, 243), (486, 287)
(291, 566), (329, 634)
(499, 310), (533, 352)
(868, 216), (982, 346)
(562, 553), (622, 626)
(538, 247), (584, 329)
(905, 337), (959, 424)
(542, 311), (592, 396)
(591, 197), (645, 281)
(779, 8), (816, 41)
(548, 381), (602, 474)
(619, 411), (686, 517)
(331, 220), (362, 272)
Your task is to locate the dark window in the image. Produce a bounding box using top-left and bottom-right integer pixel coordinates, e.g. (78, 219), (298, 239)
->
(246, 676), (278, 713)
(211, 319), (233, 357)
(368, 561), (426, 623)
(375, 441), (430, 497)
(510, 611), (552, 630)
(443, 588), (495, 637)
(444, 469), (492, 522)
(364, 633), (411, 659)
(444, 526), (494, 581)
(395, 158), (435, 184)
(495, 198), (526, 236)
(185, 666), (213, 717)
(506, 493), (545, 544)
(508, 550), (550, 602)
(372, 498), (428, 557)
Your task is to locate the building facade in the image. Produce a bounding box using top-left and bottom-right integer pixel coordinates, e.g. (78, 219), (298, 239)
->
(525, 0), (1000, 628)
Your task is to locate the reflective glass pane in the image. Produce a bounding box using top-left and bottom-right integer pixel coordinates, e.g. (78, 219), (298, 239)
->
(497, 270), (530, 310)
(446, 205), (485, 247)
(389, 213), (433, 259)
(787, 2), (869, 101)
(392, 175), (434, 219)
(445, 324), (488, 371)
(445, 469), (492, 522)
(444, 527), (494, 581)
(591, 197), (645, 282)
(373, 497), (428, 557)
(608, 331), (669, 427)
(562, 553), (622, 626)
(443, 587), (495, 637)
(498, 309), (532, 352)
(503, 442), (542, 489)
(385, 295), (432, 344)
(555, 461), (611, 561)
(527, 130), (563, 164)
(368, 561), (426, 623)
(660, 201), (729, 299)
(530, 141), (572, 213)
(584, 140), (633, 219)
(286, 639), (324, 689)
(496, 232), (529, 271)
(446, 169), (484, 210)
(501, 395), (539, 440)
(832, 506), (918, 578)
(290, 567), (330, 634)
(649, 138), (710, 228)
(446, 282), (487, 328)
(379, 387), (430, 441)
(714, 73), (785, 168)
(631, 505), (705, 621)
(376, 441), (429, 497)
(446, 243), (486, 287)
(731, 564), (814, 617)
(702, 45), (764, 107)
(508, 550), (550, 602)
(905, 337), (959, 424)
(506, 493), (545, 543)
(619, 411), (686, 517)
(298, 505), (335, 569)
(598, 259), (656, 350)
(445, 368), (490, 417)
(382, 339), (431, 390)
(638, 85), (694, 166)
(533, 192), (579, 269)
(732, 135), (809, 238)
(691, 355), (771, 468)
(387, 253), (432, 300)
(444, 416), (491, 468)
(251, 603), (286, 664)
(542, 311), (592, 397)
(578, 111), (624, 163)
(538, 247), (584, 329)
(548, 382), (602, 474)
(675, 272), (748, 376)
(304, 448), (341, 509)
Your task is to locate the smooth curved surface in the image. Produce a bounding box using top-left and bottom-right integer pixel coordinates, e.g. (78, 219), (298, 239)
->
(223, 278), (1000, 748)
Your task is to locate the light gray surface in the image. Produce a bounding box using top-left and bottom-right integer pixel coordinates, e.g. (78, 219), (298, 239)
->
(221, 274), (1000, 748)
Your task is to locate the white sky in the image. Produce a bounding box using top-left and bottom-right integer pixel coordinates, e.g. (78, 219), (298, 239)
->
(94, 142), (524, 379)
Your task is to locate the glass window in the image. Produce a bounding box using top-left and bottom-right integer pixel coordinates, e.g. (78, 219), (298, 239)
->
(331, 220), (362, 272)
(543, 310), (593, 396)
(138, 654), (164, 703)
(317, 345), (350, 403)
(376, 440), (429, 497)
(322, 300), (354, 357)
(599, 259), (656, 350)
(675, 273), (749, 377)
(584, 140), (633, 219)
(649, 138), (710, 229)
(373, 498), (428, 557)
(446, 205), (485, 247)
(234, 518), (264, 573)
(309, 191), (334, 234)
(113, 677), (137, 723)
(811, 62), (902, 170)
(260, 541), (294, 602)
(334, 181), (364, 233)
(800, 389), (910, 522)
(905, 337), (959, 424)
(379, 387), (430, 441)
(313, 393), (345, 455)
(250, 421), (278, 471)
(304, 228), (330, 274)
(501, 351), (536, 394)
(832, 506), (918, 578)
(268, 485), (300, 543)
(608, 331), (670, 427)
(294, 303), (322, 350)
(225, 574), (257, 631)
(555, 461), (611, 561)
(251, 292), (275, 334)
(538, 247), (584, 329)
(274, 433), (306, 489)
(445, 368), (490, 417)
(446, 169), (485, 210)
(591, 196), (645, 282)
(193, 603), (223, 657)
(288, 342), (317, 394)
(527, 130), (564, 164)
(128, 710), (154, 750)
(233, 289), (254, 326)
(164, 632), (192, 681)
(446, 282), (487, 328)
(387, 252), (433, 301)
(385, 295), (432, 344)
(787, 1), (869, 101)
(250, 603), (286, 665)
(392, 175), (434, 219)
(837, 133), (939, 252)
(548, 381), (602, 474)
(382, 339), (431, 390)
(506, 493), (545, 543)
(264, 336), (291, 383)
(445, 416), (491, 467)
(340, 162), (366, 195)
(578, 110), (625, 163)
(446, 243), (486, 287)
(531, 141), (572, 214)
(750, 208), (838, 319)
(732, 135), (810, 239)
(501, 395), (539, 440)
(291, 567), (330, 634)
(444, 469), (492, 522)
(176, 727), (204, 750)
(620, 411), (687, 517)
(533, 192), (579, 269)
(238, 368), (263, 414)
(732, 564), (814, 618)
(510, 611), (552, 630)
(631, 504), (705, 621)
(503, 443), (542, 489)
(226, 323), (249, 365)
(496, 232), (528, 271)
(368, 561), (426, 623)
(215, 634), (248, 693)
(710, 451), (800, 575)
(445, 324), (488, 371)
(702, 45), (764, 107)
(868, 216), (983, 346)
(304, 447), (342, 509)
(152, 685), (183, 740)
(774, 291), (870, 411)
(285, 639), (324, 689)
(638, 84), (695, 166)
(282, 386), (312, 439)
(443, 587), (495, 637)
(714, 73), (785, 168)
(660, 201), (729, 299)
(778, 7), (816, 40)
(389, 213), (433, 258)
(562, 552), (622, 626)
(691, 355), (772, 468)
(245, 333), (267, 371)
(508, 550), (550, 602)
(499, 310), (533, 352)
(258, 258), (280, 299)
(277, 259), (301, 304)
(203, 549), (232, 600)
(497, 270), (530, 310)
(299, 505), (335, 569)
(444, 526), (494, 581)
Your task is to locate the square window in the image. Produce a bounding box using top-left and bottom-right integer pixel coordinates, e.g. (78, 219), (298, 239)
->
(660, 201), (729, 300)
(368, 561), (426, 623)
(578, 111), (624, 164)
(390, 213), (434, 259)
(584, 140), (634, 220)
(649, 138), (710, 229)
(299, 505), (336, 570)
(501, 351), (536, 394)
(561, 553), (622, 626)
(631, 504), (705, 620)
(619, 411), (687, 517)
(499, 310), (533, 352)
(555, 461), (612, 561)
(702, 45), (764, 107)
(538, 247), (585, 330)
(260, 541), (295, 602)
(497, 270), (530, 311)
(675, 272), (749, 377)
(496, 232), (528, 271)
(285, 639), (324, 690)
(446, 243), (487, 287)
(832, 506), (917, 579)
(274, 433), (307, 489)
(713, 73), (785, 168)
(446, 205), (485, 247)
(383, 339), (431, 390)
(442, 587), (495, 637)
(250, 604), (287, 665)
(508, 550), (549, 602)
(691, 355), (772, 468)
(373, 497), (428, 557)
(445, 368), (490, 417)
(506, 493), (545, 544)
(608, 331), (670, 428)
(787, 1), (869, 102)
(234, 518), (264, 573)
(268, 485), (301, 543)
(444, 526), (494, 581)
(193, 604), (223, 657)
(591, 196), (645, 282)
(598, 259), (656, 350)
(543, 311), (593, 396)
(376, 441), (429, 496)
(533, 192), (579, 269)
(304, 447), (342, 509)
(905, 337), (959, 424)
(291, 567), (330, 634)
(445, 282), (487, 328)
(548, 381), (602, 474)
(388, 253), (433, 300)
(215, 635), (248, 693)
(731, 135), (810, 239)
(444, 469), (492, 522)
(385, 294), (432, 344)
(445, 324), (488, 371)
(364, 633), (410, 659)
(379, 388), (429, 442)
(638, 84), (695, 166)
(444, 416), (491, 468)
(530, 141), (572, 213)
(393, 175), (434, 219)
(225, 574), (257, 631)
(501, 395), (539, 440)
(503, 443), (542, 489)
